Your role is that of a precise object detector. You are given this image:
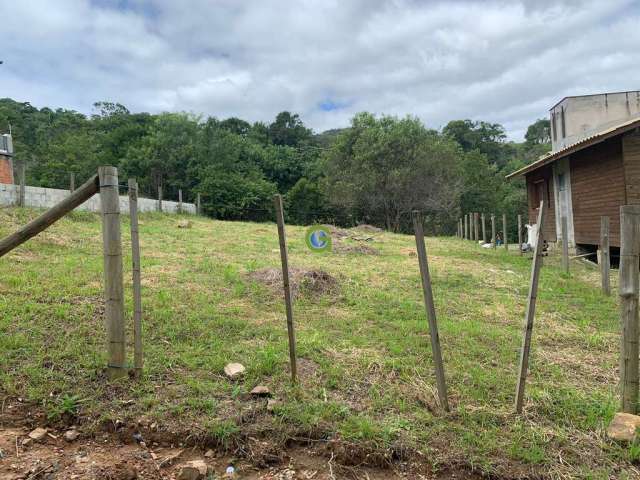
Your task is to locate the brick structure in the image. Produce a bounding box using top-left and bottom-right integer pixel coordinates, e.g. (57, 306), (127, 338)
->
(0, 154), (13, 184)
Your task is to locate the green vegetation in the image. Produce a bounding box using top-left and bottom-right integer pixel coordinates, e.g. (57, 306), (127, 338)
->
(0, 98), (549, 235)
(0, 207), (632, 477)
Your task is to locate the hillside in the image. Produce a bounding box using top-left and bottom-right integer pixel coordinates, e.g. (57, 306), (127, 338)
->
(0, 207), (631, 478)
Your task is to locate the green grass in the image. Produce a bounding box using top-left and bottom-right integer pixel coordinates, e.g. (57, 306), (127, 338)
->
(0, 207), (633, 477)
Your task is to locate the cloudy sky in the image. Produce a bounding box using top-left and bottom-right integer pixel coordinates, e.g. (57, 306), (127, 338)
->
(2, 0), (640, 140)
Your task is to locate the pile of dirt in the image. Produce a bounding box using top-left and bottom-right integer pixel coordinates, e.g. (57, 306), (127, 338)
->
(322, 224), (350, 238)
(333, 243), (379, 255)
(248, 268), (339, 299)
(355, 224), (383, 233)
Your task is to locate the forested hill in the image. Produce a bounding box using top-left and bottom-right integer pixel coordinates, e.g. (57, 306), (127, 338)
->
(0, 98), (550, 234)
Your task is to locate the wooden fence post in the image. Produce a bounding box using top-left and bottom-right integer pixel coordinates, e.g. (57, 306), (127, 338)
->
(99, 166), (127, 380)
(491, 214), (496, 249)
(561, 216), (569, 274)
(619, 205), (640, 413)
(412, 211), (450, 412)
(481, 213), (487, 244)
(178, 189), (183, 214)
(70, 173), (75, 193)
(474, 213), (479, 242)
(515, 201), (546, 413)
(128, 179), (143, 376)
(197, 193), (201, 216)
(18, 159), (26, 207)
(600, 216), (610, 296)
(503, 213), (508, 251)
(274, 194), (297, 383)
(518, 214), (523, 256)
(464, 214), (468, 240)
(157, 185), (163, 212)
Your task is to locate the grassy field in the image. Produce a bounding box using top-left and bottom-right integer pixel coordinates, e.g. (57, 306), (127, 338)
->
(0, 207), (634, 478)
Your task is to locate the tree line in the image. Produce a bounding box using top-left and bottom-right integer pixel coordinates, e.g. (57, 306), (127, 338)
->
(0, 98), (550, 234)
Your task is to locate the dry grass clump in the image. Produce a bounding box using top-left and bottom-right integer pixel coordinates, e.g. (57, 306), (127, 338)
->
(333, 243), (379, 255)
(248, 267), (339, 299)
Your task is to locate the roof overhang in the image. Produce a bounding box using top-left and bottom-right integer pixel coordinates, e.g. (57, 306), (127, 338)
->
(506, 117), (640, 180)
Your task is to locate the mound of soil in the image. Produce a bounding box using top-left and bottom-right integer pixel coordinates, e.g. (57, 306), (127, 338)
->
(355, 224), (383, 233)
(334, 243), (379, 255)
(248, 268), (339, 299)
(322, 224), (350, 238)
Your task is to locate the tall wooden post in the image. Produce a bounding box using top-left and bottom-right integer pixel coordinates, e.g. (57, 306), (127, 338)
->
(503, 214), (508, 251)
(515, 201), (546, 413)
(99, 166), (126, 380)
(128, 179), (143, 376)
(178, 189), (183, 214)
(18, 159), (26, 207)
(70, 173), (75, 193)
(157, 185), (163, 212)
(481, 213), (487, 244)
(474, 213), (479, 243)
(518, 214), (523, 256)
(491, 214), (496, 249)
(464, 214), (468, 240)
(412, 211), (450, 412)
(196, 193), (201, 216)
(274, 194), (297, 383)
(561, 216), (569, 274)
(600, 216), (611, 296)
(619, 205), (640, 413)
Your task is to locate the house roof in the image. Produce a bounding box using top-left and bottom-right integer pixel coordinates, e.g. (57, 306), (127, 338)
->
(505, 116), (640, 179)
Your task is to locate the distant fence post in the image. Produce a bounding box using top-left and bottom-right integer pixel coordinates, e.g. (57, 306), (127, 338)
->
(619, 205), (640, 413)
(18, 159), (26, 207)
(515, 200), (545, 413)
(481, 213), (487, 244)
(503, 213), (508, 251)
(128, 179), (143, 377)
(274, 194), (297, 383)
(464, 214), (468, 240)
(600, 216), (610, 295)
(518, 214), (523, 256)
(178, 189), (183, 214)
(474, 213), (479, 242)
(196, 193), (201, 216)
(561, 216), (569, 274)
(157, 185), (163, 212)
(99, 166), (126, 380)
(70, 173), (75, 193)
(491, 214), (496, 249)
(412, 211), (450, 412)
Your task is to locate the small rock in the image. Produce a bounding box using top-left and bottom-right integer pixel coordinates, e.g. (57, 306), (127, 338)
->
(28, 427), (48, 442)
(133, 432), (144, 444)
(21, 438), (32, 447)
(607, 412), (640, 441)
(177, 220), (193, 229)
(266, 398), (279, 412)
(250, 386), (271, 397)
(204, 449), (214, 458)
(64, 429), (79, 442)
(177, 459), (208, 480)
(224, 363), (246, 379)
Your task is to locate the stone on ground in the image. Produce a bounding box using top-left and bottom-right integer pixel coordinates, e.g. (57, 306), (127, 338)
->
(28, 427), (48, 442)
(250, 385), (271, 397)
(177, 459), (208, 480)
(177, 220), (193, 229)
(607, 412), (640, 441)
(64, 429), (80, 442)
(224, 363), (245, 379)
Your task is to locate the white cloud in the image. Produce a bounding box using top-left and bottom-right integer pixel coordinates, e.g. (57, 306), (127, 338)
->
(1, 0), (639, 140)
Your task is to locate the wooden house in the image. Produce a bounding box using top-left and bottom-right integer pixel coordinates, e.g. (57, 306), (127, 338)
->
(507, 91), (640, 253)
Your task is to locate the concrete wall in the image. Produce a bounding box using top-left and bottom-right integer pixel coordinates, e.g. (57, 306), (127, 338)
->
(550, 91), (640, 152)
(0, 183), (196, 214)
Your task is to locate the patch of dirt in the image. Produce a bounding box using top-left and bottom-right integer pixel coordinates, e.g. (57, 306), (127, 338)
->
(333, 243), (379, 255)
(248, 268), (339, 299)
(355, 224), (383, 233)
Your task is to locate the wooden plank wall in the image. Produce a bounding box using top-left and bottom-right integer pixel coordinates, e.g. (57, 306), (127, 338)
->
(525, 166), (556, 242)
(623, 130), (640, 205)
(570, 137), (625, 247)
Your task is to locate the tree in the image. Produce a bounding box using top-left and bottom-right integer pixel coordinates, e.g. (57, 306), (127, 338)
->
(443, 119), (512, 167)
(268, 111), (312, 147)
(525, 119), (551, 146)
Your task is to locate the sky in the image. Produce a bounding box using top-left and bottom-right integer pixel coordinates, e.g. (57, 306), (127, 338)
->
(2, 0), (640, 140)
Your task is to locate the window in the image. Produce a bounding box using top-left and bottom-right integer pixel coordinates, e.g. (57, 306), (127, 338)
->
(0, 136), (7, 153)
(551, 112), (557, 141)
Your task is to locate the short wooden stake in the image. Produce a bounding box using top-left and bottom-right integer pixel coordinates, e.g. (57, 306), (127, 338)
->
(464, 214), (468, 240)
(157, 185), (163, 212)
(515, 201), (546, 413)
(178, 189), (183, 214)
(481, 213), (487, 244)
(503, 213), (508, 251)
(99, 166), (127, 380)
(561, 216), (569, 274)
(412, 211), (450, 412)
(474, 212), (479, 242)
(518, 214), (523, 256)
(619, 205), (640, 413)
(18, 160), (26, 207)
(274, 194), (297, 383)
(70, 173), (75, 193)
(197, 193), (201, 216)
(491, 214), (496, 249)
(600, 216), (611, 295)
(128, 179), (143, 376)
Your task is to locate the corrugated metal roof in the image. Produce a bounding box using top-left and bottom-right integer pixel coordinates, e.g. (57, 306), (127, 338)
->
(506, 116), (640, 179)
